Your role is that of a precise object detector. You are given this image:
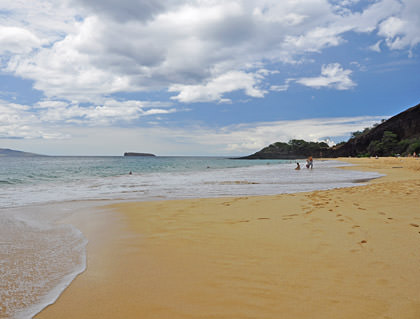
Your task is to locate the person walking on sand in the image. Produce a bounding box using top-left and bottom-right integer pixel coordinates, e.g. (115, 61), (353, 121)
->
(306, 156), (313, 169)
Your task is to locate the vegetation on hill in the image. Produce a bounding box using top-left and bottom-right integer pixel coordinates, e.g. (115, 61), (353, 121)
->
(358, 130), (420, 157)
(241, 102), (420, 159)
(240, 139), (330, 159)
(333, 102), (420, 157)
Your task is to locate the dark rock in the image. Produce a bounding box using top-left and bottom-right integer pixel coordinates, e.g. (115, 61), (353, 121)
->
(124, 152), (156, 157)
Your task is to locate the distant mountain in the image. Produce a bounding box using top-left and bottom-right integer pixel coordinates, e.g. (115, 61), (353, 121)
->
(0, 148), (45, 157)
(240, 102), (420, 159)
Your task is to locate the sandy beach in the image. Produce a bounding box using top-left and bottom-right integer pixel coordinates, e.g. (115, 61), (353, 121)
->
(36, 157), (420, 319)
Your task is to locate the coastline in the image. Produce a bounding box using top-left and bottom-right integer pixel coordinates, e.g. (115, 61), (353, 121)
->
(36, 157), (420, 319)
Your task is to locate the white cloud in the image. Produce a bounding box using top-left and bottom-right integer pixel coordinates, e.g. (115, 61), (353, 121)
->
(295, 63), (356, 90)
(377, 0), (420, 52)
(0, 94), (385, 155)
(0, 98), (178, 139)
(0, 26), (41, 54)
(379, 16), (408, 50)
(169, 70), (267, 103)
(0, 100), (68, 139)
(37, 99), (178, 125)
(69, 0), (170, 23)
(0, 114), (386, 156)
(208, 116), (383, 153)
(270, 79), (292, 92)
(2, 0), (415, 105)
(369, 40), (382, 52)
(0, 0), (79, 45)
(270, 84), (289, 92)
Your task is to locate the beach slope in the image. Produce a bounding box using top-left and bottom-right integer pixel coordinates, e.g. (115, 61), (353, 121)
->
(37, 157), (420, 319)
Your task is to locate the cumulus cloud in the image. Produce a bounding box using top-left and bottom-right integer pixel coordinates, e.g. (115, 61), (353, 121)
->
(69, 0), (170, 22)
(0, 98), (178, 140)
(0, 100), (60, 139)
(295, 63), (356, 90)
(3, 0), (416, 104)
(377, 0), (420, 52)
(0, 26), (41, 54)
(169, 70), (267, 103)
(36, 99), (178, 125)
(0, 1), (79, 44)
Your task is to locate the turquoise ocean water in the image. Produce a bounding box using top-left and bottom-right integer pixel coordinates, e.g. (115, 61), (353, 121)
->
(0, 156), (382, 207)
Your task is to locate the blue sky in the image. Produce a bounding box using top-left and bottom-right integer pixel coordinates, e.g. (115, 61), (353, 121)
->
(0, 0), (419, 156)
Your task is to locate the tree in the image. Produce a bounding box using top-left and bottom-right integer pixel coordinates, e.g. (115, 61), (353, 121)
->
(407, 140), (420, 155)
(367, 140), (383, 156)
(351, 127), (372, 139)
(381, 131), (399, 155)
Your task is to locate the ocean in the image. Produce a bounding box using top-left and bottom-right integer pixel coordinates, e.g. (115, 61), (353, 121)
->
(0, 156), (383, 318)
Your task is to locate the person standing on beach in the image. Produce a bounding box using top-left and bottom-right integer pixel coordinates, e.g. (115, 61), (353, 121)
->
(306, 156), (313, 169)
(295, 162), (301, 170)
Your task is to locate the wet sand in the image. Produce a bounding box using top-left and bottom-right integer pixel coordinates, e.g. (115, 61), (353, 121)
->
(37, 157), (420, 319)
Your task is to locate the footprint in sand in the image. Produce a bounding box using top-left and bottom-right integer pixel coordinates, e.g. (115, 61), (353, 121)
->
(257, 217), (270, 220)
(227, 219), (250, 224)
(352, 225), (360, 229)
(410, 223), (419, 228)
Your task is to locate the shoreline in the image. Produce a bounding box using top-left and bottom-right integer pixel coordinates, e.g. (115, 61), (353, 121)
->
(33, 157), (420, 318)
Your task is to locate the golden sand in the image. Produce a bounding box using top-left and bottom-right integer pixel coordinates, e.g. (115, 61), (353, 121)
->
(37, 157), (420, 319)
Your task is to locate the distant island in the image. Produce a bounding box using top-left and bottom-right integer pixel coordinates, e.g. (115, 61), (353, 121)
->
(124, 152), (156, 157)
(0, 148), (45, 157)
(240, 101), (420, 159)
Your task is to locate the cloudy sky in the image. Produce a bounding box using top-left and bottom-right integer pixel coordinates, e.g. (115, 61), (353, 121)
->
(1, 0), (419, 156)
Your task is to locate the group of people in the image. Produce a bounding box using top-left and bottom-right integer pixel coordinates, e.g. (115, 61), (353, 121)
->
(295, 156), (313, 170)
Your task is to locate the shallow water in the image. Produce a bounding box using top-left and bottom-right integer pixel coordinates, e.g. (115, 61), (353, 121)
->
(0, 203), (88, 319)
(0, 157), (382, 207)
(0, 157), (383, 318)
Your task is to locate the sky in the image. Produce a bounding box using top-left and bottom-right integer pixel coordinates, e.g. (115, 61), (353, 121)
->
(0, 0), (419, 156)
